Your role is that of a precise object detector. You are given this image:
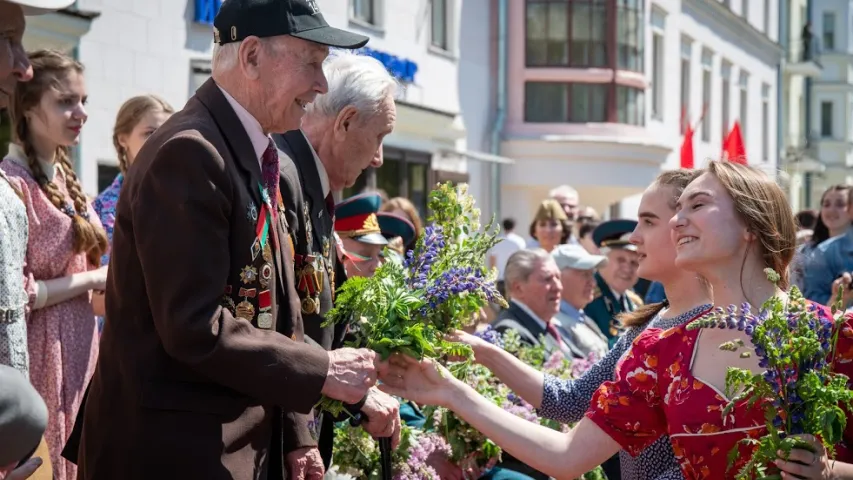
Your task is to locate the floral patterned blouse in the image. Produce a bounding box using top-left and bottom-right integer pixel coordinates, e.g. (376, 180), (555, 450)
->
(92, 173), (122, 266)
(587, 307), (853, 480)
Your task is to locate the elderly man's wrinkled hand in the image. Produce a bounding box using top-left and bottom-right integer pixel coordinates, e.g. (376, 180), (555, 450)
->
(286, 447), (324, 480)
(360, 387), (402, 449)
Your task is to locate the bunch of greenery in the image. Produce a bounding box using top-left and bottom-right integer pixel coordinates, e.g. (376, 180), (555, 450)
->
(319, 183), (506, 416)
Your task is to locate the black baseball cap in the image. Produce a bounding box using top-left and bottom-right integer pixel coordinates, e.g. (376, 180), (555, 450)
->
(214, 0), (369, 49)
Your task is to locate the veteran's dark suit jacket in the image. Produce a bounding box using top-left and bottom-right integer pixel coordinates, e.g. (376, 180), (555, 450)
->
(75, 79), (330, 480)
(275, 130), (349, 468)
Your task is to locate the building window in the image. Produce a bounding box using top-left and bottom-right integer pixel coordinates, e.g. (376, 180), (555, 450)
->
(823, 12), (835, 50)
(351, 0), (376, 25)
(617, 0), (644, 72)
(721, 62), (731, 140)
(617, 86), (645, 126)
(525, 0), (607, 68)
(98, 164), (121, 192)
(431, 0), (449, 50)
(821, 101), (834, 137)
(524, 82), (608, 123)
(739, 71), (749, 140)
(762, 84), (770, 161)
(651, 31), (664, 120)
(190, 59), (211, 97)
(344, 148), (432, 217)
(680, 37), (692, 133)
(701, 49), (713, 142)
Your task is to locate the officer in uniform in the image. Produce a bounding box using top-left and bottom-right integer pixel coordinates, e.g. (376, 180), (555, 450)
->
(376, 211), (416, 264)
(334, 193), (389, 278)
(584, 219), (644, 349)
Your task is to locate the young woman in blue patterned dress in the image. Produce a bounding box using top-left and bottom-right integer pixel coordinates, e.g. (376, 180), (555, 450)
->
(449, 170), (713, 480)
(90, 95), (173, 326)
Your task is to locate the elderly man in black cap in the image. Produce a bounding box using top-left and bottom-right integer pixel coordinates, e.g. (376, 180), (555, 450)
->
(74, 2), (392, 479)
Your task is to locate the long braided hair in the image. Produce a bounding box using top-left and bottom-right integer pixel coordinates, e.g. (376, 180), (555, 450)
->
(113, 95), (174, 175)
(10, 49), (108, 266)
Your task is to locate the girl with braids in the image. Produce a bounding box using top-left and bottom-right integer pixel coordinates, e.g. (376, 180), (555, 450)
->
(93, 94), (173, 266)
(0, 49), (108, 480)
(447, 169), (712, 479)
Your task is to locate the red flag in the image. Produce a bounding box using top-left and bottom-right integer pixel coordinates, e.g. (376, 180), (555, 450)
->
(680, 124), (694, 169)
(722, 121), (747, 164)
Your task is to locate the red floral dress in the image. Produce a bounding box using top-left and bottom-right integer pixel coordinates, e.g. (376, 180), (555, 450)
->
(586, 309), (853, 480)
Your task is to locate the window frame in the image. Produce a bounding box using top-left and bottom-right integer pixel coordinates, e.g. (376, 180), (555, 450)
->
(721, 61), (731, 141)
(700, 49), (713, 142)
(524, 81), (610, 123)
(524, 0), (610, 68)
(430, 0), (450, 52)
(650, 27), (665, 120)
(762, 84), (770, 161)
(680, 36), (693, 133)
(738, 71), (749, 140)
(823, 11), (836, 51)
(820, 100), (834, 138)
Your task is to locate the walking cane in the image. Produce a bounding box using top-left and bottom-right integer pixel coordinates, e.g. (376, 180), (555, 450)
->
(351, 413), (393, 480)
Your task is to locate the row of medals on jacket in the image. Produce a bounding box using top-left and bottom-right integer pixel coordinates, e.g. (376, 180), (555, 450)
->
(225, 200), (332, 329)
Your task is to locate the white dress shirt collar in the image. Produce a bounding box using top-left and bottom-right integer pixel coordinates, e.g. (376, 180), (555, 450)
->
(218, 86), (269, 164)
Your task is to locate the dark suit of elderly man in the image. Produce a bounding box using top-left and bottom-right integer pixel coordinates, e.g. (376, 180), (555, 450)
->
(73, 2), (393, 479)
(273, 50), (400, 469)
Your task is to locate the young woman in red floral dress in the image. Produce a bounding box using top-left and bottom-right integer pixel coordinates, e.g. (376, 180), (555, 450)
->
(381, 161), (853, 480)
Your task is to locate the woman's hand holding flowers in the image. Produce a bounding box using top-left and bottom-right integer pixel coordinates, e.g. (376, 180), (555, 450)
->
(775, 435), (832, 480)
(445, 329), (495, 363)
(379, 354), (465, 409)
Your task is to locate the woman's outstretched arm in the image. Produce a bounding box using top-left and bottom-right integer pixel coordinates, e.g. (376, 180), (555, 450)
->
(380, 356), (620, 479)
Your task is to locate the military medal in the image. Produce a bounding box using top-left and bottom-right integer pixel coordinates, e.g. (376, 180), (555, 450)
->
(240, 266), (258, 284)
(257, 290), (272, 329)
(301, 296), (318, 314)
(259, 263), (273, 288)
(322, 237), (330, 260)
(247, 202), (258, 222)
(303, 201), (314, 248)
(263, 242), (272, 262)
(236, 287), (257, 321)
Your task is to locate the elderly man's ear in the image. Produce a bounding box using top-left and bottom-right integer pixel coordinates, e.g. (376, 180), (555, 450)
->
(334, 105), (359, 138)
(238, 37), (264, 79)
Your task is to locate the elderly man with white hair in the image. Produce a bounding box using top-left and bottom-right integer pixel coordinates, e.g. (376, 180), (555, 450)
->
(73, 2), (395, 480)
(273, 50), (400, 470)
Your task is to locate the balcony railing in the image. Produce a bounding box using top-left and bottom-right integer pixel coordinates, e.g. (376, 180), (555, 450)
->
(788, 38), (822, 67)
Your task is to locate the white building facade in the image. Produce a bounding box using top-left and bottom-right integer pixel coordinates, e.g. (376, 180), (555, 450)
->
(807, 0), (853, 207)
(779, 0), (823, 212)
(9, 0), (500, 219)
(487, 0), (782, 228)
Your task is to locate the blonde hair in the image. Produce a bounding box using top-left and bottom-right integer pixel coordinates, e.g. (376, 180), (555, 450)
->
(707, 161), (796, 290)
(10, 49), (108, 266)
(113, 94), (174, 174)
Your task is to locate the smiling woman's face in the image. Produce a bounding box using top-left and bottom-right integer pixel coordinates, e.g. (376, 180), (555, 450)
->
(671, 172), (749, 274)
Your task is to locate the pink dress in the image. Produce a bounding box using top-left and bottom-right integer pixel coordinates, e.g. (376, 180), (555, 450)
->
(1, 148), (100, 480)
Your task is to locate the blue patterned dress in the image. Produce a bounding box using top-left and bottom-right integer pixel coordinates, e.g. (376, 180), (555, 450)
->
(92, 173), (123, 267)
(539, 304), (712, 480)
(92, 174), (123, 331)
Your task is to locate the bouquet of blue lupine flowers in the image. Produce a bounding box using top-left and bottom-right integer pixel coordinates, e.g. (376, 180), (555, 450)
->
(687, 269), (853, 480)
(319, 183), (507, 416)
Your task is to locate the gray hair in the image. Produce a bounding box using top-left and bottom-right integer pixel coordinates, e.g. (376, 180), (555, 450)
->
(504, 249), (554, 293)
(212, 42), (240, 74)
(549, 185), (579, 201)
(307, 50), (399, 119)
